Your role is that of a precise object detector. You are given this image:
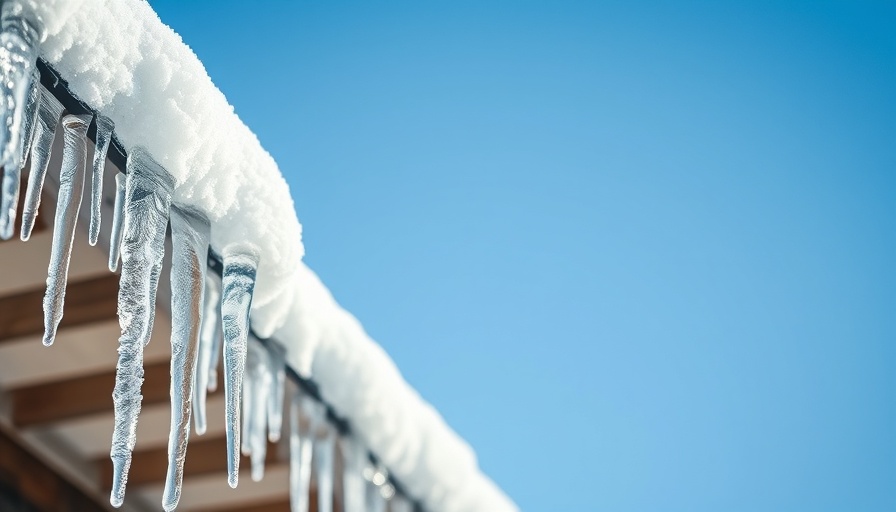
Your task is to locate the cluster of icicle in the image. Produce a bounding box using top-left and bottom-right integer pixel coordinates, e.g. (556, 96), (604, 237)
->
(0, 2), (414, 511)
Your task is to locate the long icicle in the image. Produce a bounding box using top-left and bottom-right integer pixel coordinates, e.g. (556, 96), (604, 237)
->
(0, 66), (39, 240)
(247, 336), (271, 482)
(289, 394), (316, 512)
(108, 172), (126, 272)
(193, 274), (221, 435)
(88, 115), (114, 246)
(390, 495), (412, 512)
(342, 437), (368, 512)
(267, 341), (287, 443)
(0, 0), (43, 171)
(367, 483), (386, 512)
(221, 244), (259, 488)
(207, 300), (223, 390)
(20, 85), (64, 241)
(162, 205), (210, 512)
(109, 147), (174, 508)
(18, 67), (39, 165)
(241, 337), (257, 458)
(315, 427), (336, 512)
(41, 114), (91, 346)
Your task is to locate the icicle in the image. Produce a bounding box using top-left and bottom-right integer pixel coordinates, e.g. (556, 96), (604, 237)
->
(41, 114), (90, 347)
(241, 353), (254, 455)
(245, 337), (272, 482)
(208, 307), (223, 390)
(315, 428), (336, 512)
(367, 482), (386, 512)
(342, 437), (368, 512)
(88, 115), (113, 246)
(18, 67), (38, 169)
(0, 65), (38, 240)
(390, 495), (412, 512)
(108, 172), (125, 271)
(193, 274), (221, 435)
(267, 341), (286, 442)
(162, 205), (210, 512)
(365, 465), (390, 512)
(0, 0), (43, 171)
(109, 147), (174, 508)
(289, 394), (316, 512)
(221, 244), (259, 488)
(20, 86), (63, 241)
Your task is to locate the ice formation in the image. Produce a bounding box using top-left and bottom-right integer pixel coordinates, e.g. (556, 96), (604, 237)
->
(243, 336), (272, 482)
(0, 1), (42, 172)
(110, 147), (173, 508)
(10, 1), (517, 511)
(41, 113), (90, 346)
(221, 246), (259, 488)
(88, 114), (113, 246)
(342, 436), (368, 512)
(289, 394), (317, 512)
(192, 274), (222, 436)
(107, 172), (125, 271)
(20, 85), (63, 241)
(0, 67), (38, 240)
(315, 428), (336, 512)
(267, 341), (287, 442)
(163, 205), (210, 512)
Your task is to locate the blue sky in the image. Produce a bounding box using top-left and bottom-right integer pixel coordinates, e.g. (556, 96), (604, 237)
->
(149, 1), (895, 510)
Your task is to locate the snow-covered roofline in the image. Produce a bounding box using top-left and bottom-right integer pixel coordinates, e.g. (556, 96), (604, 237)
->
(18, 1), (517, 511)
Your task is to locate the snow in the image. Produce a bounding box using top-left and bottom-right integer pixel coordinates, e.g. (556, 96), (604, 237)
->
(23, 1), (517, 511)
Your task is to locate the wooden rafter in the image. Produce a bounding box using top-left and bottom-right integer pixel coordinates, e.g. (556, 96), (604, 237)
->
(0, 273), (120, 344)
(9, 359), (223, 427)
(0, 427), (110, 512)
(193, 498), (297, 512)
(94, 436), (280, 490)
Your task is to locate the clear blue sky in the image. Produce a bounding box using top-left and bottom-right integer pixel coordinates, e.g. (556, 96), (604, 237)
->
(149, 1), (895, 510)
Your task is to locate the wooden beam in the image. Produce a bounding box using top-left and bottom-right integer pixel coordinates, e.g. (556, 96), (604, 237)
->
(10, 358), (222, 428)
(193, 498), (296, 512)
(0, 273), (120, 344)
(0, 427), (110, 512)
(95, 436), (281, 490)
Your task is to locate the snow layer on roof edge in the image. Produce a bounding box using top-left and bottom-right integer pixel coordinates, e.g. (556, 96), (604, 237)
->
(31, 0), (303, 327)
(27, 1), (517, 511)
(280, 266), (518, 512)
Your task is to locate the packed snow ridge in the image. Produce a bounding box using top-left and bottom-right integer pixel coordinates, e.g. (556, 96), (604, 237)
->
(23, 1), (517, 511)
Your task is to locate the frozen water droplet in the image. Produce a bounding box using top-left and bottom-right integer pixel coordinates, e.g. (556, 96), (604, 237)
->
(390, 495), (413, 512)
(108, 172), (125, 271)
(221, 245), (259, 488)
(88, 115), (113, 246)
(0, 66), (38, 240)
(267, 341), (286, 443)
(20, 85), (63, 241)
(42, 114), (90, 347)
(245, 337), (272, 482)
(341, 437), (368, 512)
(162, 205), (210, 512)
(193, 274), (221, 435)
(289, 393), (314, 512)
(109, 147), (174, 508)
(315, 429), (336, 512)
(0, 1), (43, 172)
